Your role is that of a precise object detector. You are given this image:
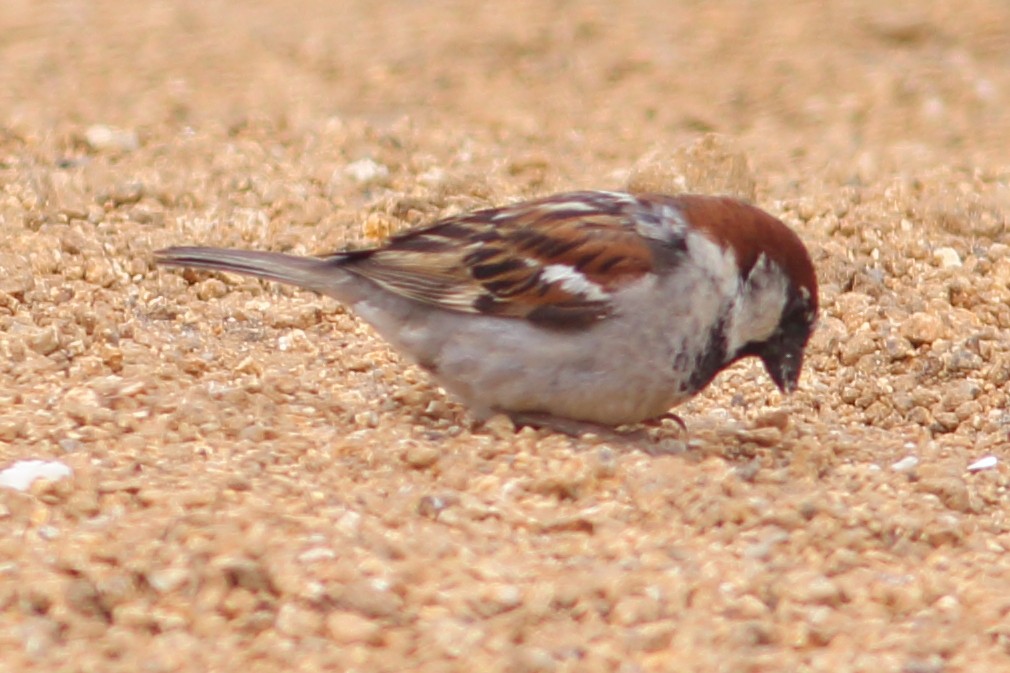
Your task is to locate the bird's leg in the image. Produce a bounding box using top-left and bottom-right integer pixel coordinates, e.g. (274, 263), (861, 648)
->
(642, 412), (688, 433)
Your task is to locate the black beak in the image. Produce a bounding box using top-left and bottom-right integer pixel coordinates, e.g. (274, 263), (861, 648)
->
(760, 334), (806, 394)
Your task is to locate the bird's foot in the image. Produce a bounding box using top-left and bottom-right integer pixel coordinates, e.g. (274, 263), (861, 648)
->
(642, 412), (688, 433)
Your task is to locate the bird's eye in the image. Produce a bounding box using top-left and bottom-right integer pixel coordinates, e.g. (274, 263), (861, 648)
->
(779, 300), (814, 340)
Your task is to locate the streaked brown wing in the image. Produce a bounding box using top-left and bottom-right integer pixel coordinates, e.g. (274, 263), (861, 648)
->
(338, 192), (686, 328)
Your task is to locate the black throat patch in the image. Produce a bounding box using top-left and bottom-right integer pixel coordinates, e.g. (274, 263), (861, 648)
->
(679, 314), (730, 394)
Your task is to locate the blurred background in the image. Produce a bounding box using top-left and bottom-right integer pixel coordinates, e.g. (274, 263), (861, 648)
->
(3, 0), (1009, 186)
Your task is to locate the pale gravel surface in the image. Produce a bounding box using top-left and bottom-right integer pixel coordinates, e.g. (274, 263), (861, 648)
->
(3, 1), (1010, 671)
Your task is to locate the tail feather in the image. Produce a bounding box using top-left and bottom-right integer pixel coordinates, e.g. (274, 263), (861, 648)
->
(154, 246), (346, 295)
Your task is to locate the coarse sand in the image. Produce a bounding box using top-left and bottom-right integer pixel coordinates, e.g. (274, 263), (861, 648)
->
(3, 1), (1010, 671)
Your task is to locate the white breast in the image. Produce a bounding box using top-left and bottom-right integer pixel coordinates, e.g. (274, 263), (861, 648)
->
(350, 231), (740, 425)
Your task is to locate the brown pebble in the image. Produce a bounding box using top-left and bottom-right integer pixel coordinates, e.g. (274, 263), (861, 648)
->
(26, 325), (61, 356)
(325, 611), (383, 644)
(901, 312), (947, 346)
(754, 410), (790, 431)
(737, 426), (783, 447)
(403, 442), (440, 469)
(916, 476), (973, 513)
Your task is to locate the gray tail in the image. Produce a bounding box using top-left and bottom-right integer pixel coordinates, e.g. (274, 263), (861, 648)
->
(154, 246), (347, 294)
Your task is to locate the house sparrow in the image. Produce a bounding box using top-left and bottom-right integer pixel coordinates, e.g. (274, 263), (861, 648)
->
(155, 191), (817, 435)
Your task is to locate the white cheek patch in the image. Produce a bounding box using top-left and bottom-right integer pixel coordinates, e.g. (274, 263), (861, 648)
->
(540, 264), (609, 301)
(726, 253), (789, 356)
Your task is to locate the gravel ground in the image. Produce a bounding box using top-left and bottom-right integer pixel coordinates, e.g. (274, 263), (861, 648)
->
(3, 1), (1010, 671)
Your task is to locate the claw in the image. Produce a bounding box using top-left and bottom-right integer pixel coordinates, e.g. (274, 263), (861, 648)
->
(644, 412), (688, 433)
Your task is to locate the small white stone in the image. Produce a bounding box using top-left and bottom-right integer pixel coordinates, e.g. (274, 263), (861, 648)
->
(147, 567), (191, 593)
(343, 158), (389, 184)
(298, 547), (337, 563)
(967, 455), (998, 472)
(933, 247), (962, 268)
(84, 124), (139, 152)
(891, 455), (919, 472)
(0, 460), (73, 491)
(417, 167), (447, 186)
(335, 509), (362, 535)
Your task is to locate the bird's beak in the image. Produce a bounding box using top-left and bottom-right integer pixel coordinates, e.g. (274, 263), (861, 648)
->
(761, 336), (805, 394)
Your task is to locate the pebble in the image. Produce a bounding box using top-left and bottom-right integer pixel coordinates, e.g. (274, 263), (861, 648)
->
(325, 611), (382, 644)
(840, 331), (877, 365)
(147, 567), (191, 594)
(0, 252), (35, 297)
(611, 595), (662, 625)
(84, 124), (139, 152)
(276, 603), (324, 636)
(890, 455), (919, 472)
(883, 336), (914, 361)
(628, 622), (677, 652)
(343, 158), (389, 184)
(212, 556), (274, 593)
(483, 413), (517, 439)
(298, 547), (337, 563)
(933, 247), (962, 268)
(474, 583), (523, 616)
(100, 181), (145, 207)
(403, 441), (440, 469)
(737, 426), (782, 447)
(19, 616), (61, 657)
(625, 134), (756, 200)
(786, 573), (843, 607)
(62, 386), (110, 425)
(0, 417), (26, 441)
(26, 325), (61, 356)
(916, 476), (972, 513)
(900, 312), (946, 346)
(967, 455), (998, 472)
(941, 380), (980, 411)
(335, 581), (403, 619)
(0, 460), (73, 491)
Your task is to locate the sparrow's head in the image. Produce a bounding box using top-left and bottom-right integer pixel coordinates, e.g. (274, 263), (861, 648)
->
(681, 196), (818, 394)
(745, 277), (817, 393)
